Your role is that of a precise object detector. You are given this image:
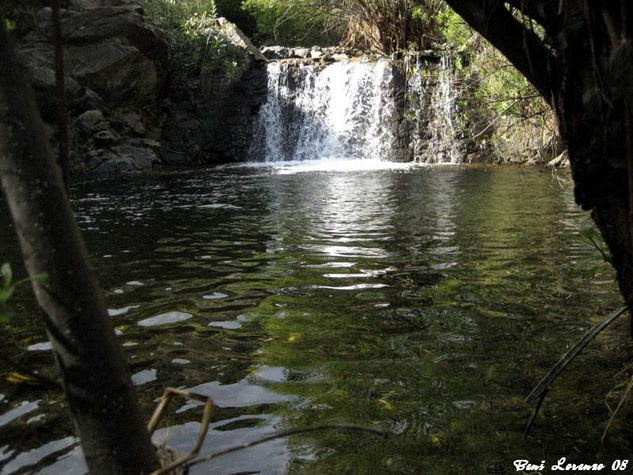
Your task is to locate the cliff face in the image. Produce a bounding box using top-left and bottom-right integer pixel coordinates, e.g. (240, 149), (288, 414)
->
(160, 18), (268, 166)
(16, 2), (268, 173)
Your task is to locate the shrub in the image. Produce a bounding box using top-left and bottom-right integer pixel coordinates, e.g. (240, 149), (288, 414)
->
(139, 0), (217, 31)
(241, 0), (338, 46)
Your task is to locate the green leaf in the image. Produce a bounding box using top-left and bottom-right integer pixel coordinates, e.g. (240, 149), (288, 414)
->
(3, 19), (16, 32)
(1, 263), (12, 287)
(14, 272), (48, 288)
(574, 228), (613, 265)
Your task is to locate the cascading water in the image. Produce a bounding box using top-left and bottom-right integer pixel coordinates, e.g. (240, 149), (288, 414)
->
(252, 59), (399, 162)
(419, 54), (462, 164)
(251, 53), (463, 165)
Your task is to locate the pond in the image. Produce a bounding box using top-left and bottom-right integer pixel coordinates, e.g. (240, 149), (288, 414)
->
(0, 163), (629, 474)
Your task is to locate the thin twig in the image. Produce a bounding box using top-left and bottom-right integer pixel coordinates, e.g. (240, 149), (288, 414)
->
(601, 373), (633, 445)
(523, 387), (547, 438)
(186, 423), (390, 469)
(52, 0), (69, 188)
(525, 306), (628, 406)
(471, 99), (521, 141)
(148, 387), (216, 475)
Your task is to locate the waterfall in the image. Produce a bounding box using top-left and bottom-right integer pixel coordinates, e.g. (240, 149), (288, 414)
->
(419, 54), (462, 164)
(252, 59), (398, 162)
(251, 54), (463, 165)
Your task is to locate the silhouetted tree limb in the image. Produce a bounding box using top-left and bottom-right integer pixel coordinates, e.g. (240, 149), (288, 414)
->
(52, 0), (70, 188)
(0, 18), (160, 474)
(444, 0), (554, 103)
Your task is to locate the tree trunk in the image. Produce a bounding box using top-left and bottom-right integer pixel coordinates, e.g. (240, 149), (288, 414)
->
(0, 20), (160, 474)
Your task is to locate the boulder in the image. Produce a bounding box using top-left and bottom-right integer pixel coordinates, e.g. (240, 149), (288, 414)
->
(86, 141), (160, 173)
(32, 5), (168, 64)
(76, 109), (120, 144)
(216, 18), (268, 63)
(76, 109), (110, 134)
(261, 46), (289, 60)
(70, 88), (104, 112)
(22, 5), (167, 105)
(310, 49), (324, 59)
(292, 47), (310, 58)
(121, 112), (146, 135)
(65, 41), (159, 102)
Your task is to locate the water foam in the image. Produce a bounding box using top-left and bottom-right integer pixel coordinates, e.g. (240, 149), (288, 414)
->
(253, 60), (398, 162)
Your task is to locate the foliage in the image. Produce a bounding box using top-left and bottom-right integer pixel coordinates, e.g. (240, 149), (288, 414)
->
(0, 263), (47, 324)
(433, 5), (470, 48)
(141, 0), (230, 78)
(140, 0), (217, 31)
(0, 0), (47, 36)
(2, 17), (14, 32)
(576, 228), (613, 265)
(240, 0), (448, 50)
(241, 0), (337, 46)
(425, 6), (558, 162)
(464, 42), (557, 161)
(335, 0), (427, 53)
(234, 1), (469, 53)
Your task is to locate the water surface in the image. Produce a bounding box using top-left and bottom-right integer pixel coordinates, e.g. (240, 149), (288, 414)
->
(0, 165), (628, 473)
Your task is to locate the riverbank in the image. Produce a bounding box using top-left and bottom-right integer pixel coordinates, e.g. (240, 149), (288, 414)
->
(8, 1), (565, 174)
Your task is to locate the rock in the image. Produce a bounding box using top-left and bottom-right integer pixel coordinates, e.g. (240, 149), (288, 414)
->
(86, 141), (160, 173)
(17, 45), (83, 120)
(27, 63), (83, 98)
(76, 109), (110, 134)
(71, 88), (104, 112)
(23, 6), (167, 105)
(33, 6), (168, 65)
(93, 129), (120, 144)
(176, 118), (202, 130)
(65, 41), (159, 102)
(291, 47), (310, 58)
(122, 112), (146, 135)
(261, 46), (288, 60)
(92, 157), (137, 173)
(465, 152), (491, 164)
(162, 17), (268, 165)
(160, 150), (190, 166)
(331, 53), (349, 61)
(216, 17), (268, 62)
(112, 142), (160, 168)
(76, 109), (121, 144)
(130, 137), (161, 152)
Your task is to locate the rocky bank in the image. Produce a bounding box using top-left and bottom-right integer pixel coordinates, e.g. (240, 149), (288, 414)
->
(16, 1), (269, 173)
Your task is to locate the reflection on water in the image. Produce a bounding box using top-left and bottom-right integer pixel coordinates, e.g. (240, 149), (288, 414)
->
(0, 166), (628, 473)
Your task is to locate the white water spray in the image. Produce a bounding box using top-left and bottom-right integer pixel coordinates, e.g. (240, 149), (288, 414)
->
(253, 59), (398, 162)
(421, 54), (462, 164)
